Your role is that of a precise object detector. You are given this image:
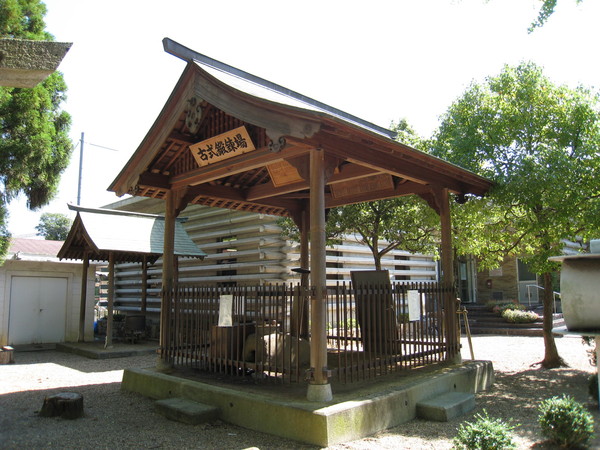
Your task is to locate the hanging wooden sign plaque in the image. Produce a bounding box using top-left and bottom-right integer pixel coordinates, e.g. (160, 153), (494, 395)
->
(189, 126), (256, 167)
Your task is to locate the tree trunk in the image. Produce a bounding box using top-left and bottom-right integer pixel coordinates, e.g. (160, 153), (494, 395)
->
(39, 392), (84, 419)
(541, 271), (564, 368)
(374, 254), (382, 271)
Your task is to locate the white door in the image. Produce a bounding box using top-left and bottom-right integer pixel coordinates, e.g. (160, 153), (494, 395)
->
(8, 276), (68, 345)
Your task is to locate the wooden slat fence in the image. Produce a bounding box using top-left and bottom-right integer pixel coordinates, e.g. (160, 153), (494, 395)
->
(161, 282), (453, 384)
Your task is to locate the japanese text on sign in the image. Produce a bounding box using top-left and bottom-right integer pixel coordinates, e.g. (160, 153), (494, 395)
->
(189, 126), (256, 167)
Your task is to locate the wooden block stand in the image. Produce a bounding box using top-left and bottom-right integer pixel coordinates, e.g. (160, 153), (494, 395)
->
(39, 392), (84, 419)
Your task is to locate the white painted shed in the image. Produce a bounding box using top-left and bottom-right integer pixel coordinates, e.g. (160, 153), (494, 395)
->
(0, 238), (97, 346)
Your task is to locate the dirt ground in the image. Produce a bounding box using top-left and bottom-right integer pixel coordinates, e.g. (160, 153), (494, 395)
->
(1, 335), (599, 449)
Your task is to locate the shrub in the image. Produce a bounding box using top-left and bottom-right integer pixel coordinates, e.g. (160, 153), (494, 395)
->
(538, 395), (595, 447)
(491, 302), (525, 316)
(501, 309), (540, 323)
(485, 301), (500, 312)
(453, 410), (517, 449)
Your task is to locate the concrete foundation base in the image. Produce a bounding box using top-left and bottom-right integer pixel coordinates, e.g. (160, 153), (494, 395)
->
(307, 383), (333, 402)
(121, 360), (494, 447)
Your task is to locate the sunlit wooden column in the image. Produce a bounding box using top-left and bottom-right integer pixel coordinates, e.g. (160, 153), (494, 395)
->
(78, 251), (89, 342)
(435, 187), (459, 360)
(141, 256), (148, 315)
(307, 148), (333, 402)
(290, 203), (310, 338)
(299, 205), (310, 339)
(105, 251), (115, 349)
(160, 189), (176, 365)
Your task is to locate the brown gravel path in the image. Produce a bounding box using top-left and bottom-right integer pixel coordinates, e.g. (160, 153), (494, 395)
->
(1, 335), (598, 449)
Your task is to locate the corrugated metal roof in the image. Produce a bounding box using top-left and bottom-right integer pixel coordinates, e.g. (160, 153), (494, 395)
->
(58, 205), (206, 263)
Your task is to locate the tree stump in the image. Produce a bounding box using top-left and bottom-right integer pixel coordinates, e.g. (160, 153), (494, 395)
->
(39, 392), (84, 419)
(0, 346), (14, 364)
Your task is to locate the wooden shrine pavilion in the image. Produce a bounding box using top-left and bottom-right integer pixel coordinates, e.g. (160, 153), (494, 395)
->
(58, 204), (205, 346)
(109, 38), (492, 401)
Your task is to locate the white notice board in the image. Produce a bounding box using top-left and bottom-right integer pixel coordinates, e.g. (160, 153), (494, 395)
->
(218, 294), (233, 327)
(407, 290), (421, 322)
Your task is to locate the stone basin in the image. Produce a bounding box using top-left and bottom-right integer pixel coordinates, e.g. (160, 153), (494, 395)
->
(550, 253), (600, 331)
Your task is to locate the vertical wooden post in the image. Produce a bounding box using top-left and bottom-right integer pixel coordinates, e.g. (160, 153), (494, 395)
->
(78, 252), (89, 342)
(299, 205), (310, 339)
(291, 203), (310, 338)
(436, 187), (459, 361)
(307, 148), (332, 402)
(105, 251), (115, 349)
(141, 256), (148, 315)
(160, 190), (176, 365)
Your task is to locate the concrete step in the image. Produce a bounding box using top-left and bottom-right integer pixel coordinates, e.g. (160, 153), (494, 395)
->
(461, 305), (564, 337)
(155, 397), (219, 425)
(416, 392), (475, 422)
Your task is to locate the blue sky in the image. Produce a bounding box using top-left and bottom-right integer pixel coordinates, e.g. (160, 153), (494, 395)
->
(7, 0), (600, 237)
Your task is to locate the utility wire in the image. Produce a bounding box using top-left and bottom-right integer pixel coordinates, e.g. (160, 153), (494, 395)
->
(85, 141), (120, 152)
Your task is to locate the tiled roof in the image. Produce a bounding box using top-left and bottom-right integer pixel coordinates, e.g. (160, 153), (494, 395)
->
(9, 238), (64, 257)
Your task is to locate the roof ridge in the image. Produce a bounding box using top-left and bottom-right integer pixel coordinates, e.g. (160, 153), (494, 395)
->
(68, 204), (188, 222)
(162, 37), (396, 140)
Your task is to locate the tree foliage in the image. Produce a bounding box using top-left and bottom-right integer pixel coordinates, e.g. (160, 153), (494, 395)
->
(328, 197), (439, 271)
(35, 212), (71, 240)
(0, 0), (72, 253)
(432, 62), (600, 367)
(529, 0), (585, 32)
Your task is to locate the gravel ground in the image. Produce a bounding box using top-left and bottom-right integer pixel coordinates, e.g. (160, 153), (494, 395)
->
(1, 335), (599, 449)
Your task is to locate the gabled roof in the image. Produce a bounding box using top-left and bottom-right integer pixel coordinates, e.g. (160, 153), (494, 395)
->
(109, 39), (492, 219)
(58, 205), (206, 264)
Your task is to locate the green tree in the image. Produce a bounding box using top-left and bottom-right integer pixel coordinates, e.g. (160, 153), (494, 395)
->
(35, 212), (71, 240)
(529, 0), (585, 32)
(0, 0), (72, 254)
(432, 62), (600, 368)
(327, 196), (439, 271)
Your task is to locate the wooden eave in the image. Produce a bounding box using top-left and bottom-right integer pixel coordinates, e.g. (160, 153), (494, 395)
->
(109, 54), (492, 219)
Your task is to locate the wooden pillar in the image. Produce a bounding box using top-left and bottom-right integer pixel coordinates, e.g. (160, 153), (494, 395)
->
(160, 190), (176, 364)
(105, 251), (115, 349)
(78, 252), (89, 342)
(438, 188), (454, 287)
(435, 187), (459, 360)
(291, 203), (310, 338)
(141, 256), (148, 315)
(307, 148), (332, 402)
(299, 205), (310, 339)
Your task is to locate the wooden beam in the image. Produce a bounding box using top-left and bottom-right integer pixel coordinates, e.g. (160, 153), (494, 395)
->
(245, 179), (308, 201)
(328, 164), (380, 185)
(309, 132), (485, 195)
(326, 181), (431, 208)
(246, 163), (380, 202)
(170, 145), (309, 190)
(138, 172), (171, 190)
(185, 183), (303, 217)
